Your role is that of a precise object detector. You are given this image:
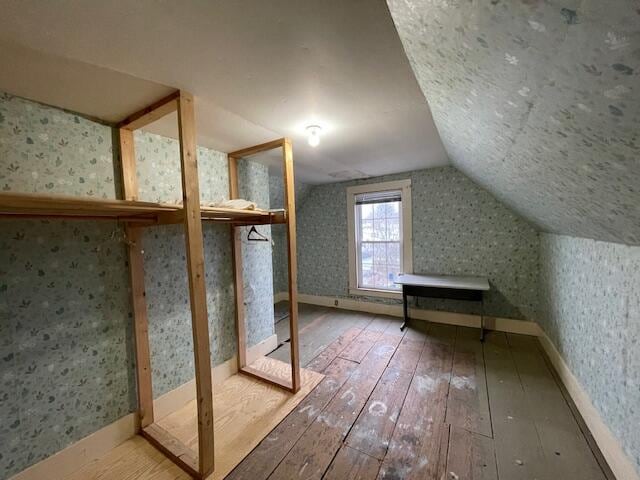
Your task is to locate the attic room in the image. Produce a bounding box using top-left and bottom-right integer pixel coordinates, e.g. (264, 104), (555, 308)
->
(0, 1), (637, 479)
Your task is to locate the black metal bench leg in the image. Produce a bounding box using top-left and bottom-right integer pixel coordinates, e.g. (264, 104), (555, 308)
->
(480, 294), (485, 342)
(400, 289), (408, 331)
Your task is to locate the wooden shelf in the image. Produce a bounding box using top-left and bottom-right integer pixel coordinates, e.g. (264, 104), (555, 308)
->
(0, 192), (287, 225)
(200, 206), (286, 225)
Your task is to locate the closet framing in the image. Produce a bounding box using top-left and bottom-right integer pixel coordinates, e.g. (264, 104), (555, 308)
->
(0, 90), (300, 480)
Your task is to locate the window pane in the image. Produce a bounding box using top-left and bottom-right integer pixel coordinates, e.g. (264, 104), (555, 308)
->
(372, 264), (387, 288)
(387, 242), (400, 266)
(387, 201), (400, 218)
(361, 219), (374, 241)
(361, 264), (374, 287)
(373, 243), (386, 264)
(360, 203), (373, 220)
(373, 219), (386, 240)
(360, 242), (373, 265)
(374, 202), (397, 218)
(387, 217), (400, 241)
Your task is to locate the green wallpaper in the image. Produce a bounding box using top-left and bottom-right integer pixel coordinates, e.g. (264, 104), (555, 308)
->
(539, 234), (640, 471)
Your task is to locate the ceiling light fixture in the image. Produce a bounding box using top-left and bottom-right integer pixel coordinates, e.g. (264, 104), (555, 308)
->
(306, 125), (322, 147)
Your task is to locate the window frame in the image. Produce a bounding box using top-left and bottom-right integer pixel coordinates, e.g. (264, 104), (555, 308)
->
(347, 179), (412, 299)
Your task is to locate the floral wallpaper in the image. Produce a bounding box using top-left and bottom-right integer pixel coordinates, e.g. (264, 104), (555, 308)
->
(539, 234), (640, 473)
(296, 166), (540, 321)
(0, 219), (134, 477)
(268, 174), (311, 296)
(0, 92), (274, 478)
(387, 0), (640, 246)
(0, 92), (116, 197)
(133, 131), (231, 204)
(236, 160), (275, 347)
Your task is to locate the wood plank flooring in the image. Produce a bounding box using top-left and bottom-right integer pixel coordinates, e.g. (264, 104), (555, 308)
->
(228, 304), (610, 480)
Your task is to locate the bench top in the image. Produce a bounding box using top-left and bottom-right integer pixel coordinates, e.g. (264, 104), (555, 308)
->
(394, 273), (490, 291)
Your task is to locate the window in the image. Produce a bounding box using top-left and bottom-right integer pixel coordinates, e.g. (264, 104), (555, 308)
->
(347, 180), (412, 298)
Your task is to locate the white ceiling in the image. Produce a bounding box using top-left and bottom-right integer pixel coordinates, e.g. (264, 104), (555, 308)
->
(0, 0), (448, 184)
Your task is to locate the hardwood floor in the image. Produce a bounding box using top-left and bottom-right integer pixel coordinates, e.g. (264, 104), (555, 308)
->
(227, 304), (610, 480)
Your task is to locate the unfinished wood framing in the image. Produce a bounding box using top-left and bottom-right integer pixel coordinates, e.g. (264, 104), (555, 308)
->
(116, 90), (215, 479)
(1, 90), (300, 479)
(228, 138), (301, 393)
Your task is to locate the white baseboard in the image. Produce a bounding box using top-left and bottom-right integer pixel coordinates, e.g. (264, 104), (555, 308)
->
(10, 334), (279, 480)
(295, 293), (541, 336)
(539, 333), (639, 480)
(274, 291), (288, 303)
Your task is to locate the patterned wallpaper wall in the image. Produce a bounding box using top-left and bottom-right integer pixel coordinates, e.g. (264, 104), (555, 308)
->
(0, 92), (273, 478)
(296, 166), (540, 321)
(539, 234), (640, 472)
(387, 0), (640, 246)
(269, 174), (311, 296)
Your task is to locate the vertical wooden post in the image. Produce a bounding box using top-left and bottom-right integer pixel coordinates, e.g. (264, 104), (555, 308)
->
(119, 127), (155, 428)
(177, 91), (215, 477)
(119, 128), (138, 201)
(228, 156), (247, 369)
(282, 139), (301, 393)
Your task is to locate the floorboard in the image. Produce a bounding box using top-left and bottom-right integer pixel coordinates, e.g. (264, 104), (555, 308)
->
(345, 335), (422, 459)
(270, 306), (374, 366)
(377, 338), (453, 479)
(446, 326), (492, 437)
(338, 315), (391, 363)
(268, 333), (402, 480)
(484, 331), (551, 480)
(446, 425), (498, 480)
(324, 445), (382, 480)
(507, 333), (606, 480)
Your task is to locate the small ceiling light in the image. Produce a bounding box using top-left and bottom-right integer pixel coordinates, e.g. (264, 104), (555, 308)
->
(306, 125), (322, 147)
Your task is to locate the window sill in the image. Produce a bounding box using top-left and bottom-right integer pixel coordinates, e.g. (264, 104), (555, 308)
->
(348, 287), (402, 299)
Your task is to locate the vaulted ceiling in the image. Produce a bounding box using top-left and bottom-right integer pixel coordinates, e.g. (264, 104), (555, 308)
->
(387, 0), (639, 245)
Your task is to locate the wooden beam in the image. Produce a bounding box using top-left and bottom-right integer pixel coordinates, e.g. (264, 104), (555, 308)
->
(228, 138), (285, 159)
(125, 226), (155, 427)
(141, 424), (200, 478)
(0, 213), (156, 223)
(119, 128), (138, 200)
(228, 154), (240, 199)
(282, 138), (301, 393)
(118, 91), (180, 131)
(177, 90), (215, 477)
(239, 366), (294, 393)
(0, 192), (178, 217)
(228, 155), (247, 369)
(118, 128), (155, 429)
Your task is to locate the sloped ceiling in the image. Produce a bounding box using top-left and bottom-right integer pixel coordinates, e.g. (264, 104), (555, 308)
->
(387, 0), (640, 245)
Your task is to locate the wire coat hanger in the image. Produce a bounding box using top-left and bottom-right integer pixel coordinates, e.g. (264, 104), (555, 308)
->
(247, 225), (269, 242)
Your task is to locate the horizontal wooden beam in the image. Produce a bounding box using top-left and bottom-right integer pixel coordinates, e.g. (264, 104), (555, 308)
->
(0, 192), (286, 226)
(0, 191), (177, 219)
(239, 365), (294, 393)
(118, 91), (180, 131)
(0, 213), (156, 224)
(228, 138), (285, 159)
(141, 423), (200, 478)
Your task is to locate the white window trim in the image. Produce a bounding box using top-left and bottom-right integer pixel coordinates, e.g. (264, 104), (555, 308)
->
(347, 179), (413, 299)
